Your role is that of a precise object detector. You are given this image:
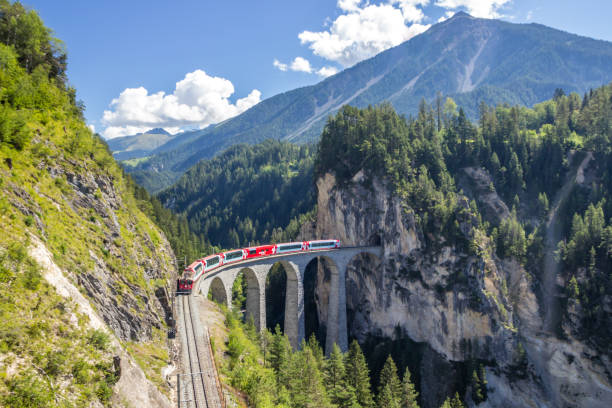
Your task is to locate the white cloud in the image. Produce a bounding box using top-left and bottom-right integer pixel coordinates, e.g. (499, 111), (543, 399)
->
(526, 10), (533, 20)
(317, 66), (340, 77)
(298, 1), (430, 67)
(273, 56), (338, 77)
(338, 0), (362, 12)
(434, 0), (511, 19)
(290, 57), (313, 73)
(273, 59), (288, 71)
(101, 69), (261, 139)
(437, 10), (455, 22)
(394, 1), (430, 23)
(87, 124), (95, 133)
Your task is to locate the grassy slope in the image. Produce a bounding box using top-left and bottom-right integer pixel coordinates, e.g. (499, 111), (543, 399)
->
(0, 43), (175, 405)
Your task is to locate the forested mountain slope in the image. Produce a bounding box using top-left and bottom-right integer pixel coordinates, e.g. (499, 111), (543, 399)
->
(0, 2), (176, 406)
(157, 140), (316, 249)
(129, 11), (612, 192)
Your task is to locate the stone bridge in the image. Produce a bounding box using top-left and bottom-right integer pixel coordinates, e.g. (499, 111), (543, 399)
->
(196, 246), (382, 352)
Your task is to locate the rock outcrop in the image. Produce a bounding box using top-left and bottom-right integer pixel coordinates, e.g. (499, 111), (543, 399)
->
(306, 170), (612, 408)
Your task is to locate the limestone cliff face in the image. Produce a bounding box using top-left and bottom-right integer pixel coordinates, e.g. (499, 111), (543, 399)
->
(46, 162), (176, 343)
(308, 170), (612, 408)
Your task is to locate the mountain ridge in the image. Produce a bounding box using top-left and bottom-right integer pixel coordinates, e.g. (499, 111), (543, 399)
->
(129, 12), (612, 192)
(107, 128), (175, 161)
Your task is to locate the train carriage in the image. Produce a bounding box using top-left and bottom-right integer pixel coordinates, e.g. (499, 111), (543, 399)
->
(307, 239), (340, 250)
(221, 248), (247, 265)
(245, 244), (276, 259)
(275, 241), (307, 254)
(202, 254), (222, 271)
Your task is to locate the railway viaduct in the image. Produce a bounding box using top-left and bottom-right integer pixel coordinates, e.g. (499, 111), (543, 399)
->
(195, 246), (382, 353)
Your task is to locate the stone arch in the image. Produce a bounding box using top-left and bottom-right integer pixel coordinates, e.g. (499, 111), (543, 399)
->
(344, 251), (383, 345)
(207, 276), (229, 307)
(234, 267), (264, 331)
(302, 255), (339, 352)
(266, 260), (303, 349)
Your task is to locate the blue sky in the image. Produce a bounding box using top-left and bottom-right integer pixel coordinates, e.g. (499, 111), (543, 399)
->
(25, 0), (612, 138)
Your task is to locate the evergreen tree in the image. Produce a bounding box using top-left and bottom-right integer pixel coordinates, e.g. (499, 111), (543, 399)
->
(378, 383), (400, 408)
(378, 355), (402, 405)
(287, 347), (332, 408)
(440, 397), (451, 408)
(401, 366), (419, 408)
(306, 333), (325, 371)
(471, 369), (483, 403)
(479, 365), (488, 401)
(346, 340), (375, 408)
(269, 325), (292, 387)
(450, 392), (465, 408)
(326, 344), (358, 408)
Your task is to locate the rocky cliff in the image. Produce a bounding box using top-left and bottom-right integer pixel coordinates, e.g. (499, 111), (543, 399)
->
(307, 170), (612, 408)
(0, 118), (177, 407)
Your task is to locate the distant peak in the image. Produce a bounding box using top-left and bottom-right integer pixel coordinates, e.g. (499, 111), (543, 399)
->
(451, 11), (473, 19)
(145, 128), (170, 135)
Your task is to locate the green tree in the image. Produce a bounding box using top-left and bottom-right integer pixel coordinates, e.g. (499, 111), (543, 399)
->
(287, 347), (332, 408)
(346, 340), (375, 408)
(378, 355), (402, 406)
(471, 369), (483, 403)
(451, 392), (464, 408)
(326, 344), (358, 408)
(269, 325), (292, 386)
(401, 366), (419, 408)
(378, 383), (400, 408)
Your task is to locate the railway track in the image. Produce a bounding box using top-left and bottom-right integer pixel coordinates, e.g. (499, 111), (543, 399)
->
(179, 295), (223, 407)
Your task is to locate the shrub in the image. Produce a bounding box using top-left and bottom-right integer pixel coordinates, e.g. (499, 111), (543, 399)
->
(89, 329), (111, 351)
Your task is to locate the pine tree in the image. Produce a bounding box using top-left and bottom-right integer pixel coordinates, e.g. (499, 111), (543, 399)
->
(326, 343), (358, 407)
(346, 340), (375, 408)
(288, 347), (332, 408)
(269, 324), (292, 387)
(440, 397), (451, 408)
(479, 365), (488, 401)
(450, 392), (464, 408)
(401, 366), (419, 408)
(307, 333), (325, 371)
(378, 383), (400, 408)
(471, 369), (483, 403)
(378, 355), (402, 405)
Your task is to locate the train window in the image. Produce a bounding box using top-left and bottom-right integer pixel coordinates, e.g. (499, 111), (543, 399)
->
(249, 249), (257, 255)
(206, 257), (219, 267)
(279, 244), (302, 251)
(225, 251), (242, 260)
(194, 263), (203, 273)
(311, 242), (332, 247)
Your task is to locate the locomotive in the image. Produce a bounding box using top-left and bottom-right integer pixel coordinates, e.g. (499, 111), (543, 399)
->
(176, 239), (340, 295)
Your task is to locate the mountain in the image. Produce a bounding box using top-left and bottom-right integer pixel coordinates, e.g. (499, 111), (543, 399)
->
(129, 12), (612, 192)
(106, 127), (174, 161)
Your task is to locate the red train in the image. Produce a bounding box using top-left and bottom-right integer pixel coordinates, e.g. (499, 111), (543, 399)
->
(176, 239), (340, 295)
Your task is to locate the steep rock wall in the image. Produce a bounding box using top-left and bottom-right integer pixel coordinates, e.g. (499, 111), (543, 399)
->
(309, 170), (612, 408)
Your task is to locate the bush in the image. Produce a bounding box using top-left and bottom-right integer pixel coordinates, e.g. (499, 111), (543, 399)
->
(89, 329), (111, 351)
